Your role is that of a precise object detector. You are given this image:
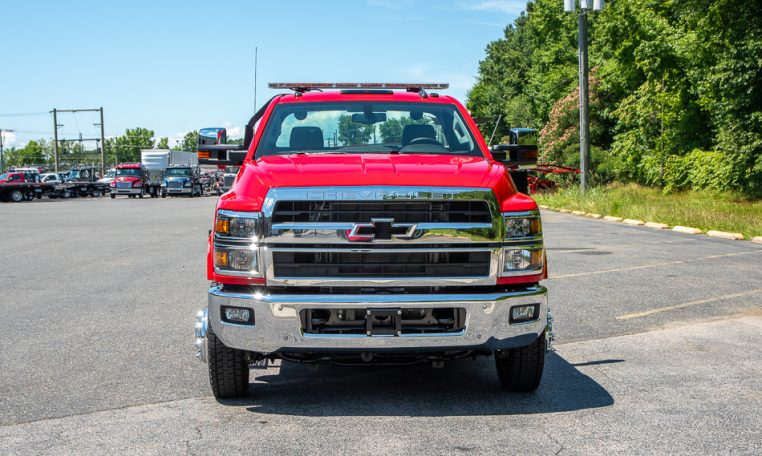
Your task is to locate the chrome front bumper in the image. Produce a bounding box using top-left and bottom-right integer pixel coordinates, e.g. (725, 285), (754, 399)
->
(112, 188), (142, 195)
(165, 187), (191, 194)
(197, 285), (547, 358)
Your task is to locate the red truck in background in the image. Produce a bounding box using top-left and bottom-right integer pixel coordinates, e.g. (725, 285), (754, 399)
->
(193, 83), (552, 399)
(110, 163), (147, 199)
(0, 171), (50, 202)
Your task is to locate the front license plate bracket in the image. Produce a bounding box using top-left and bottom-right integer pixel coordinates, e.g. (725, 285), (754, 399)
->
(366, 308), (402, 336)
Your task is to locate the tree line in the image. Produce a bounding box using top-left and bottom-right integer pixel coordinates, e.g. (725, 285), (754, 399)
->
(467, 0), (762, 195)
(2, 129), (201, 169)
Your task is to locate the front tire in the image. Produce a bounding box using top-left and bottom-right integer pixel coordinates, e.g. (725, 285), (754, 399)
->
(10, 190), (24, 203)
(207, 325), (249, 399)
(110, 194), (116, 199)
(494, 332), (546, 392)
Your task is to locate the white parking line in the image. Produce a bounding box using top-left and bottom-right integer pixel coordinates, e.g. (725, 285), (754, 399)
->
(616, 289), (762, 320)
(549, 250), (761, 279)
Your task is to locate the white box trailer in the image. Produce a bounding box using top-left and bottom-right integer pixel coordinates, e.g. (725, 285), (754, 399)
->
(141, 149), (198, 197)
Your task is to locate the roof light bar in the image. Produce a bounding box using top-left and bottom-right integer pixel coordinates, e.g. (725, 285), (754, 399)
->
(268, 82), (449, 91)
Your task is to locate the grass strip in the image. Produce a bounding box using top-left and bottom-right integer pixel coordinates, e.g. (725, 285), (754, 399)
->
(534, 184), (762, 239)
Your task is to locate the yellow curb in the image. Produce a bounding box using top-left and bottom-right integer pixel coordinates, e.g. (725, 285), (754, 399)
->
(752, 237), (762, 244)
(623, 219), (645, 226)
(673, 226), (703, 235)
(707, 230), (744, 241)
(538, 205), (549, 209)
(603, 216), (623, 222)
(571, 210), (586, 216)
(644, 222), (669, 229)
(586, 213), (602, 219)
(558, 209), (572, 213)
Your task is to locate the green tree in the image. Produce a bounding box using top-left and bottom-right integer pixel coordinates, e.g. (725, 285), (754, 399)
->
(179, 131), (199, 152)
(468, 0), (762, 195)
(105, 128), (155, 163)
(156, 137), (169, 149)
(337, 115), (373, 145)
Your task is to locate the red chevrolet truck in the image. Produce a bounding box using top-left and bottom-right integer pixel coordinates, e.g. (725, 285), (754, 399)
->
(194, 83), (552, 399)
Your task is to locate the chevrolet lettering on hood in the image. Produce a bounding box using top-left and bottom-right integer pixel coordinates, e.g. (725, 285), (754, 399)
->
(192, 82), (551, 400)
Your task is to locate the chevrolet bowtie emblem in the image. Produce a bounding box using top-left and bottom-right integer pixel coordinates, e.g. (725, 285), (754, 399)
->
(347, 218), (416, 242)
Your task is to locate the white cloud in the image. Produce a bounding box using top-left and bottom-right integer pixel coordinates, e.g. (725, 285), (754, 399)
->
(226, 126), (244, 139)
(460, 0), (526, 14)
(168, 132), (189, 148)
(1, 130), (17, 146)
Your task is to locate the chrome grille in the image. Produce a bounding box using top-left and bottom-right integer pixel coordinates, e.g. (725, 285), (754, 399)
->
(272, 200), (491, 224)
(116, 182), (131, 189)
(261, 186), (502, 287)
(273, 250), (491, 278)
(168, 180), (183, 188)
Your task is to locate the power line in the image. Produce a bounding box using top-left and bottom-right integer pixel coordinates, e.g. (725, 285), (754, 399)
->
(0, 111), (49, 117)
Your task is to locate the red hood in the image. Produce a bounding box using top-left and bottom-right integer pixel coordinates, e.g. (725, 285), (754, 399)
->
(218, 154), (537, 212)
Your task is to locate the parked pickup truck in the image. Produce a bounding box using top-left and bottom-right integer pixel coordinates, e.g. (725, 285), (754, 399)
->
(193, 83), (552, 399)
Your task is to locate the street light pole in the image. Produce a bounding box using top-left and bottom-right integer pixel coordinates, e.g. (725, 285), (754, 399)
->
(565, 0), (602, 193)
(578, 8), (590, 192)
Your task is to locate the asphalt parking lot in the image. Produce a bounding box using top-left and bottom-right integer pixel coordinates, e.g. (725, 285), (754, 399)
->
(1, 198), (760, 455)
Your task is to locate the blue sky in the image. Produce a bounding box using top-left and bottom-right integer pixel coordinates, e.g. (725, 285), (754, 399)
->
(1, 0), (524, 148)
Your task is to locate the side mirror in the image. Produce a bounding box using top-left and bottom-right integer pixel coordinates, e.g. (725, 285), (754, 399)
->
(197, 127), (246, 166)
(491, 144), (538, 167)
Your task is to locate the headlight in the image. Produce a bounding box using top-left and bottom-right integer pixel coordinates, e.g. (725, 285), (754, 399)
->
(183, 181), (191, 187)
(213, 245), (258, 275)
(161, 181), (167, 187)
(502, 247), (544, 274)
(134, 181), (143, 187)
(504, 212), (542, 240)
(215, 210), (261, 239)
(213, 210), (262, 277)
(501, 211), (544, 277)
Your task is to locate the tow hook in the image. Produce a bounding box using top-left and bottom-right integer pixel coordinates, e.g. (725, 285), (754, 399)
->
(546, 308), (556, 352)
(194, 308), (208, 363)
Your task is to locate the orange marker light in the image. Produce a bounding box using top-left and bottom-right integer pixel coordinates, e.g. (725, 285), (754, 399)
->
(215, 219), (230, 234)
(214, 250), (228, 267)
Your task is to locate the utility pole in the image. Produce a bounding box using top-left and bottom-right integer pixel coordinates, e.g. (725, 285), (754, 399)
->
(99, 107), (106, 176)
(52, 108), (60, 172)
(0, 128), (14, 173)
(565, 0), (603, 193)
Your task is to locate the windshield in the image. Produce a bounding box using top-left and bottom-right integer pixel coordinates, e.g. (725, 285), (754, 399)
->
(165, 168), (191, 177)
(0, 173), (7, 181)
(255, 102), (480, 158)
(116, 168), (141, 177)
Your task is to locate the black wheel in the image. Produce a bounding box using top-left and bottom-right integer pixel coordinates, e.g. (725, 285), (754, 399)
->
(91, 189), (100, 197)
(494, 332), (546, 392)
(10, 190), (24, 203)
(161, 192), (166, 198)
(110, 194), (116, 199)
(207, 324), (249, 399)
